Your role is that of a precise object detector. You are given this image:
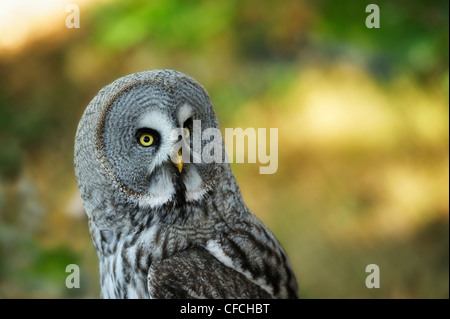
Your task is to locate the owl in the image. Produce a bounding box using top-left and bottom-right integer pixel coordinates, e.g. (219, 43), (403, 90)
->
(74, 70), (298, 299)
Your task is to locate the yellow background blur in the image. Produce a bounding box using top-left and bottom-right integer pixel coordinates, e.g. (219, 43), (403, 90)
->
(0, 0), (448, 298)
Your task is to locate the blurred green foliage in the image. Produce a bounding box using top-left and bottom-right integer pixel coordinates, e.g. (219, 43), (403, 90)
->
(0, 0), (448, 298)
(90, 0), (233, 52)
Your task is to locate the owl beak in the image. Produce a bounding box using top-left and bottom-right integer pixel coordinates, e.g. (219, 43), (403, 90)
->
(175, 149), (183, 173)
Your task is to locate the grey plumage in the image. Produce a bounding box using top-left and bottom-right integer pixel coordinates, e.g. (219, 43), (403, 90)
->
(74, 70), (298, 299)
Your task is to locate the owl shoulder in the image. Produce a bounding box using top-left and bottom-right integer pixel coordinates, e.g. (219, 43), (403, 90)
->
(147, 246), (272, 299)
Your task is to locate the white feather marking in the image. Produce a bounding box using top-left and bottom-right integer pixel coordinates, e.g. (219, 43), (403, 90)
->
(206, 240), (235, 268)
(127, 289), (139, 299)
(184, 169), (208, 202)
(136, 224), (158, 247)
(142, 169), (175, 208)
(139, 110), (173, 135)
(138, 193), (172, 209)
(100, 255), (121, 298)
(206, 240), (274, 296)
(177, 103), (192, 125)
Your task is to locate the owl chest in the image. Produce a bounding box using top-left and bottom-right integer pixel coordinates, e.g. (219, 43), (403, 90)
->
(99, 251), (150, 299)
(97, 228), (193, 299)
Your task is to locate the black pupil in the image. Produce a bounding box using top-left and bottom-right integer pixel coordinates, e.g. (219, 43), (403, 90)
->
(143, 136), (150, 143)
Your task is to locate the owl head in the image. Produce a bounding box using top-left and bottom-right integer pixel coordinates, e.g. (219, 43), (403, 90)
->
(74, 70), (227, 228)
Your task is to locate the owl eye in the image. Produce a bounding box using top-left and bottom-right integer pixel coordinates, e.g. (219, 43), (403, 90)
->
(183, 118), (193, 139)
(184, 127), (190, 139)
(139, 134), (154, 147)
(136, 128), (159, 148)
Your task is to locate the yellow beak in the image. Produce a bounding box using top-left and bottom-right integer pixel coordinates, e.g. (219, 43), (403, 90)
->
(175, 149), (183, 173)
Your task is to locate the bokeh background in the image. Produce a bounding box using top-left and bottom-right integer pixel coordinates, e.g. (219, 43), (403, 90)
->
(0, 0), (448, 298)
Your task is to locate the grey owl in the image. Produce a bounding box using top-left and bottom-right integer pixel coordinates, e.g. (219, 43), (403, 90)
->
(74, 70), (298, 299)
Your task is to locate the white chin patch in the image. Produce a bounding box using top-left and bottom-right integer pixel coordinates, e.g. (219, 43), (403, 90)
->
(184, 168), (208, 202)
(138, 169), (175, 208)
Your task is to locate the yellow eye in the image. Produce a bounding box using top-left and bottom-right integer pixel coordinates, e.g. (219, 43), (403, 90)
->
(184, 127), (190, 139)
(139, 134), (154, 147)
